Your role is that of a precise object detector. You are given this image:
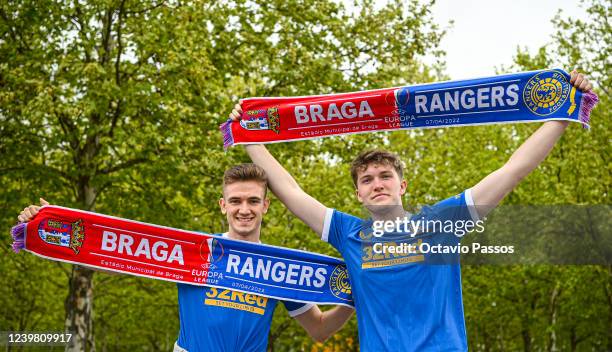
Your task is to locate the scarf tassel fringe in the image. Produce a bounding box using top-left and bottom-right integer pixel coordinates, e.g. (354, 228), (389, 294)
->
(220, 119), (234, 149)
(579, 90), (599, 129)
(11, 222), (26, 253)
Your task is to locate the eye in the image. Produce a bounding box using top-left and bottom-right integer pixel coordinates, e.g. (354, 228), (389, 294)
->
(229, 199), (240, 205)
(249, 199), (261, 205)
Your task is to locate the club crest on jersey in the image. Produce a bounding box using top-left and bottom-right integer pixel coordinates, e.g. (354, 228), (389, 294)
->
(523, 70), (570, 116)
(241, 107), (280, 134)
(38, 218), (85, 254)
(329, 265), (352, 301)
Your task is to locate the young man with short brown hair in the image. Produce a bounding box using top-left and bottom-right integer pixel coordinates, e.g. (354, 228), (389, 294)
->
(16, 163), (354, 352)
(229, 71), (593, 351)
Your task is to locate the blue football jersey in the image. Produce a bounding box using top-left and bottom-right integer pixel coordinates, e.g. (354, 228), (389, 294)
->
(322, 190), (479, 351)
(175, 233), (313, 352)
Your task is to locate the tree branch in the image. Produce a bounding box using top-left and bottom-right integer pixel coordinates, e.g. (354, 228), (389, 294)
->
(0, 166), (24, 174)
(56, 108), (81, 151)
(124, 1), (167, 15)
(0, 163), (73, 184)
(100, 7), (114, 65)
(115, 0), (126, 86)
(72, 0), (92, 62)
(0, 7), (30, 53)
(97, 157), (149, 175)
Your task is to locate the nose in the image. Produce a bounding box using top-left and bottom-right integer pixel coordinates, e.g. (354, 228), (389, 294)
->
(373, 177), (385, 191)
(238, 201), (251, 214)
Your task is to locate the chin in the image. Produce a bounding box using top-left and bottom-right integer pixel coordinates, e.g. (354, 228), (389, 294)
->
(233, 232), (251, 239)
(233, 224), (257, 235)
(365, 202), (401, 214)
(367, 198), (396, 206)
(233, 226), (253, 234)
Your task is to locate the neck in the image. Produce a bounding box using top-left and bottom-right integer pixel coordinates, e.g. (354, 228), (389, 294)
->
(227, 228), (261, 243)
(370, 206), (408, 222)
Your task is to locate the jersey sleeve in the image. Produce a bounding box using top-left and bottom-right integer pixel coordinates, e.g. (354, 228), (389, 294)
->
(430, 189), (480, 223)
(282, 300), (314, 317)
(321, 208), (362, 254)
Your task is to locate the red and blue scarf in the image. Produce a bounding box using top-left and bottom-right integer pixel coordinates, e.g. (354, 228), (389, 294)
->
(11, 206), (353, 307)
(221, 69), (598, 147)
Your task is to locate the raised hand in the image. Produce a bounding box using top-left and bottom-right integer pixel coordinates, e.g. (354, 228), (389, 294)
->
(17, 198), (49, 223)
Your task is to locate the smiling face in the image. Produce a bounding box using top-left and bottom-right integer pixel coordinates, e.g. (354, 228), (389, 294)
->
(355, 163), (407, 212)
(350, 150), (407, 217)
(219, 180), (270, 240)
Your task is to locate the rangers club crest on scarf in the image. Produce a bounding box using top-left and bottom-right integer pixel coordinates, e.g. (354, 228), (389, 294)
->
(329, 265), (352, 302)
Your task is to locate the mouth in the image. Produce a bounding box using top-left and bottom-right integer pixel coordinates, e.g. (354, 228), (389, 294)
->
(371, 194), (389, 201)
(235, 216), (255, 224)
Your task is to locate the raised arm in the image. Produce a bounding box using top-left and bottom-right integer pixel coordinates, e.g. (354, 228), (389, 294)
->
(230, 105), (328, 236)
(294, 305), (354, 343)
(471, 70), (593, 218)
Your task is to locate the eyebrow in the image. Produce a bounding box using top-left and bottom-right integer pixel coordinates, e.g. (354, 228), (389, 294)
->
(228, 196), (262, 201)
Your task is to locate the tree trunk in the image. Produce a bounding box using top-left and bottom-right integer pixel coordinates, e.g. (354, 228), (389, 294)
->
(522, 328), (532, 352)
(569, 326), (577, 352)
(483, 325), (491, 352)
(65, 266), (95, 352)
(607, 265), (612, 352)
(65, 181), (97, 351)
(521, 296), (535, 352)
(547, 283), (560, 352)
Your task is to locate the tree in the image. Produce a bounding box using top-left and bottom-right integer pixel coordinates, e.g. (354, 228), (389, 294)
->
(461, 0), (611, 350)
(0, 0), (445, 350)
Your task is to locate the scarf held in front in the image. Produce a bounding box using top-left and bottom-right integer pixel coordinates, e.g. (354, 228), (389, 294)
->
(11, 206), (353, 307)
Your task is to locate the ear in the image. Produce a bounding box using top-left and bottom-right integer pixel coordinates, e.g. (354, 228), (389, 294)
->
(262, 198), (270, 214)
(219, 197), (227, 214)
(355, 187), (364, 203)
(400, 179), (407, 196)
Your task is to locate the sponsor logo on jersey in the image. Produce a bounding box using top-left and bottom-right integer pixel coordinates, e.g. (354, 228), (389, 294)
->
(204, 287), (268, 315)
(361, 229), (424, 269)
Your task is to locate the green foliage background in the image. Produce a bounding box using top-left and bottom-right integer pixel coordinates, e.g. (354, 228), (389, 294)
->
(1, 0), (609, 351)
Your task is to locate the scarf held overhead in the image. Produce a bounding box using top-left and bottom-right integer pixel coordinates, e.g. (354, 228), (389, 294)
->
(220, 69), (598, 147)
(10, 206), (353, 307)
